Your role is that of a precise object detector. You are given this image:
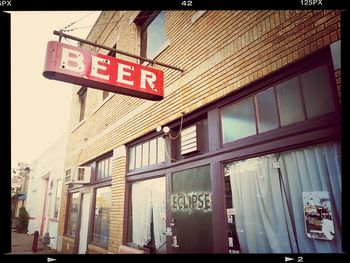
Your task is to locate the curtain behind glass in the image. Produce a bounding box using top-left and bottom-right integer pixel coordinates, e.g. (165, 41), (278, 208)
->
(131, 177), (166, 252)
(132, 182), (152, 246)
(151, 178), (166, 253)
(228, 141), (341, 253)
(279, 141), (342, 253)
(229, 155), (293, 253)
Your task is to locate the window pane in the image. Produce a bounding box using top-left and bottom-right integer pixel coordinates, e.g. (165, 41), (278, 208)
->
(255, 87), (279, 133)
(66, 193), (80, 237)
(135, 145), (142, 169)
(147, 11), (166, 58)
(129, 147), (135, 170)
(222, 97), (256, 143)
(129, 177), (166, 253)
(149, 139), (157, 165)
(79, 91), (87, 122)
(276, 77), (305, 126)
(142, 142), (150, 167)
(157, 137), (165, 163)
(54, 179), (62, 218)
(301, 65), (335, 119)
(93, 186), (111, 247)
(104, 159), (108, 178)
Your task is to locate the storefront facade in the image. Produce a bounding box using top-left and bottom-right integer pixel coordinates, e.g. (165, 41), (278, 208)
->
(57, 10), (342, 254)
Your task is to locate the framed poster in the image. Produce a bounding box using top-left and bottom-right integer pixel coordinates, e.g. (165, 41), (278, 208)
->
(302, 191), (335, 240)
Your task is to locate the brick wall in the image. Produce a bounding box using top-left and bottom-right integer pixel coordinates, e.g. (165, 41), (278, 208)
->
(108, 155), (127, 253)
(59, 10), (342, 253)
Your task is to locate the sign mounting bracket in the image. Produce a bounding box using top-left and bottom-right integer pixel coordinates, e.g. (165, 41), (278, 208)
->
(53, 30), (185, 73)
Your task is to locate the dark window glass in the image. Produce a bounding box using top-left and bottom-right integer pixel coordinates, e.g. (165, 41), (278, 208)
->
(276, 77), (305, 126)
(222, 97), (256, 143)
(66, 193), (80, 237)
(301, 65), (335, 119)
(255, 87), (279, 133)
(140, 12), (166, 59)
(93, 186), (111, 247)
(78, 88), (87, 122)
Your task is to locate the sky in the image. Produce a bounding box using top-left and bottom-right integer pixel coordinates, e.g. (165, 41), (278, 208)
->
(11, 11), (102, 169)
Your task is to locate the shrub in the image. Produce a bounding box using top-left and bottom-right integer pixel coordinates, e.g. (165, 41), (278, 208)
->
(16, 206), (29, 233)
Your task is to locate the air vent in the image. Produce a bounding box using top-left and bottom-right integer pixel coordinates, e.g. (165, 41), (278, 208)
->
(73, 167), (91, 184)
(181, 124), (201, 155)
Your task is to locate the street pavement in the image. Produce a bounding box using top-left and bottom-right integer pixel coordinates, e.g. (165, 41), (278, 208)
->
(9, 229), (59, 254)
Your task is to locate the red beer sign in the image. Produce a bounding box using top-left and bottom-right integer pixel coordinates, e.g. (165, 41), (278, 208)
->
(43, 41), (164, 101)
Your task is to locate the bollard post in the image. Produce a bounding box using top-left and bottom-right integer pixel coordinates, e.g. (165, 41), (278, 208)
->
(32, 231), (39, 253)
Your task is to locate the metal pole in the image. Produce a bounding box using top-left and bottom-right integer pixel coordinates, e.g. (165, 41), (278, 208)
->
(53, 30), (185, 73)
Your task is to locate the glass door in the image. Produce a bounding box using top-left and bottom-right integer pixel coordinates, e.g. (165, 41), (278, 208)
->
(170, 165), (214, 253)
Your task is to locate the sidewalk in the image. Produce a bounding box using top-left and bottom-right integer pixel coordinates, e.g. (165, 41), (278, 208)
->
(9, 229), (59, 254)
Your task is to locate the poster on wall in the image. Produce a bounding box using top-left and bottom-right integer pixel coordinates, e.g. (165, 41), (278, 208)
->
(302, 191), (335, 240)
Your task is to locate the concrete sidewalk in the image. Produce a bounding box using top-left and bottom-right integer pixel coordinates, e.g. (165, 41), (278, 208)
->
(9, 230), (59, 254)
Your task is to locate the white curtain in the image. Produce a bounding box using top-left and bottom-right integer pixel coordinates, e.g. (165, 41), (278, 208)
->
(151, 178), (166, 253)
(132, 177), (166, 253)
(132, 182), (152, 246)
(229, 141), (341, 253)
(279, 142), (342, 253)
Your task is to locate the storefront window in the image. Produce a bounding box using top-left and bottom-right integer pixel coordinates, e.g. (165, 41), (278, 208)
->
(92, 186), (111, 247)
(66, 192), (80, 237)
(128, 177), (166, 253)
(223, 141), (342, 253)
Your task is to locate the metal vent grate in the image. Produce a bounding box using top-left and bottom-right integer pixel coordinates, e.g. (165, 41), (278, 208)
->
(181, 125), (198, 155)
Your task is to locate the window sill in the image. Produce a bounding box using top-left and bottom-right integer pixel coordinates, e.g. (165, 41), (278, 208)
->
(71, 118), (86, 133)
(91, 93), (115, 115)
(142, 39), (171, 66)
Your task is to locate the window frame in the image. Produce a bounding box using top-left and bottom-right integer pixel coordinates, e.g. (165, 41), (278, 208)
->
(95, 155), (113, 182)
(136, 11), (168, 61)
(78, 86), (87, 123)
(127, 135), (168, 173)
(64, 191), (81, 239)
(54, 179), (62, 219)
(219, 48), (340, 148)
(90, 185), (112, 248)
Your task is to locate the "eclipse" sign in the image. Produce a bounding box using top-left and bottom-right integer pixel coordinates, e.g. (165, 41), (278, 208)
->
(43, 41), (164, 101)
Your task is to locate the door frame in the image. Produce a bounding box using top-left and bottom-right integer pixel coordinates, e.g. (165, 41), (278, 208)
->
(78, 191), (92, 254)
